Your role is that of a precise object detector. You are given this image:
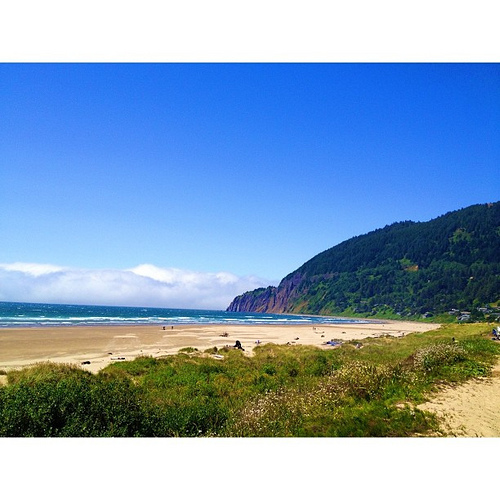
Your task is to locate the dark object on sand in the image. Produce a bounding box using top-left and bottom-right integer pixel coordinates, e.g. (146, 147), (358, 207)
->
(81, 360), (91, 365)
(234, 340), (245, 351)
(325, 340), (341, 347)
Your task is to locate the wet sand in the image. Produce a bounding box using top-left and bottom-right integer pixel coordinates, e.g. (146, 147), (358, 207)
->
(0, 320), (440, 374)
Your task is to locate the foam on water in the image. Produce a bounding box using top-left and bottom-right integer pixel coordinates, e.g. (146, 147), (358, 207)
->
(0, 301), (370, 328)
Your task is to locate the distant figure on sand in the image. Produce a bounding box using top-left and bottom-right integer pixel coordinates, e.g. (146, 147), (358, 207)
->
(234, 340), (245, 351)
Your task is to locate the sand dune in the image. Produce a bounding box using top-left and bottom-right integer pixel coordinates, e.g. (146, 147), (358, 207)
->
(418, 360), (500, 437)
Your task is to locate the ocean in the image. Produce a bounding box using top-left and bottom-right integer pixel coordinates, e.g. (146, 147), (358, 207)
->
(0, 301), (369, 328)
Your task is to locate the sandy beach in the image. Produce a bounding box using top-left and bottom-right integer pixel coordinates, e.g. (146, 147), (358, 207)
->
(0, 320), (440, 374)
(5, 319), (500, 438)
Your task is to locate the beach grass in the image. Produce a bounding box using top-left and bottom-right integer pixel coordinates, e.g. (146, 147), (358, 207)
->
(0, 323), (498, 437)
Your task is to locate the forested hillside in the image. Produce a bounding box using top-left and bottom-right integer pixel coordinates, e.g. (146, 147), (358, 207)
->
(228, 202), (500, 320)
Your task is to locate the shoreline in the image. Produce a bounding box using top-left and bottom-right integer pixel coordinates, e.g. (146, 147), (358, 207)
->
(0, 320), (441, 374)
(0, 313), (385, 330)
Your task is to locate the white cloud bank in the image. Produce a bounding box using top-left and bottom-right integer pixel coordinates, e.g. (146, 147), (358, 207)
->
(0, 262), (275, 310)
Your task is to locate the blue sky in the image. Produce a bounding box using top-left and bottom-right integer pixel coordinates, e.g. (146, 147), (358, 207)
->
(1, 63), (499, 308)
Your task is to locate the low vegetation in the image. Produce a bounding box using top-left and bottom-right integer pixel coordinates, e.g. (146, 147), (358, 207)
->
(0, 323), (499, 437)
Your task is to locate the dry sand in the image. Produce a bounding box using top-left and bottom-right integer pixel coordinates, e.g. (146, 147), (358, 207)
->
(0, 319), (439, 374)
(418, 360), (500, 437)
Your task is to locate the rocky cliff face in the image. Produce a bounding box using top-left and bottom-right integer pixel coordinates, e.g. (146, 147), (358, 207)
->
(227, 273), (305, 313)
(227, 286), (278, 313)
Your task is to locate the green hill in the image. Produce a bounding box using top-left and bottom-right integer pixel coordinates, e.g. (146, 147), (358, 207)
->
(228, 202), (500, 321)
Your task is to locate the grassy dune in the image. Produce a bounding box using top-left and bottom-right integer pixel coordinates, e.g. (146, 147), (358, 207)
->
(1, 323), (498, 437)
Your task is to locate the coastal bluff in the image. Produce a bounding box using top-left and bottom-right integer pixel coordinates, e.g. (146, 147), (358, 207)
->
(227, 274), (302, 314)
(227, 202), (500, 317)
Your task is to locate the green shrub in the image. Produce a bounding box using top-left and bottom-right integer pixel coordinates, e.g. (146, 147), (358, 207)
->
(329, 361), (391, 401)
(109, 355), (159, 376)
(227, 388), (307, 437)
(302, 402), (439, 437)
(262, 364), (276, 376)
(442, 359), (490, 379)
(178, 347), (198, 353)
(458, 337), (500, 357)
(411, 343), (466, 373)
(0, 368), (148, 437)
(204, 347), (219, 354)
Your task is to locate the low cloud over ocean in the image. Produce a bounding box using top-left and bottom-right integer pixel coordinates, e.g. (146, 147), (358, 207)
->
(0, 262), (274, 310)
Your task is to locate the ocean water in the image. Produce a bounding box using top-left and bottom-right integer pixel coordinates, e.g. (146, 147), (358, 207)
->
(0, 301), (369, 328)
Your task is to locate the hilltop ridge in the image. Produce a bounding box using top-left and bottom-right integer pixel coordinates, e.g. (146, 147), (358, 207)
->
(228, 202), (500, 320)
